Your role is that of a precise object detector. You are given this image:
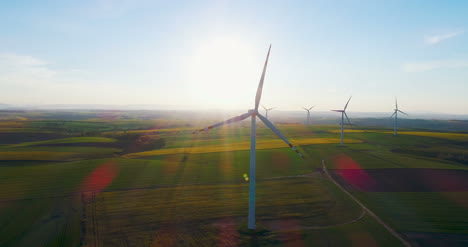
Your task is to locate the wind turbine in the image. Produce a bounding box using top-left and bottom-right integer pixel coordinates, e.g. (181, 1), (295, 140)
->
(261, 105), (276, 120)
(331, 96), (352, 147)
(302, 106), (315, 125)
(390, 97), (408, 136)
(192, 45), (303, 230)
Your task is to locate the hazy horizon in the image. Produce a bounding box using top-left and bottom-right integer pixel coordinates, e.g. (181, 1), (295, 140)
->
(2, 102), (468, 120)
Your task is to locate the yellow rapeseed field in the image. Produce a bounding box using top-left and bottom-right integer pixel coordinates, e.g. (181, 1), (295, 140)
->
(123, 138), (362, 158)
(0, 121), (25, 128)
(329, 129), (381, 133)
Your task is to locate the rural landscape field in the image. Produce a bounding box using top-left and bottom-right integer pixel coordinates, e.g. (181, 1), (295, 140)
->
(0, 110), (467, 247)
(2, 1), (468, 246)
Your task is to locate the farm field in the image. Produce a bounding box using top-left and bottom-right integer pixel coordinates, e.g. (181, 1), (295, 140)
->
(0, 112), (467, 246)
(4, 1), (468, 246)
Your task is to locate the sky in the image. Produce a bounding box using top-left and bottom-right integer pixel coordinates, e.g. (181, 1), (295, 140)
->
(0, 0), (467, 114)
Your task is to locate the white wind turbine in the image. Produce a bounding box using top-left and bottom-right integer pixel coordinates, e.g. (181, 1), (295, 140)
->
(331, 96), (352, 147)
(261, 105), (276, 120)
(302, 106), (315, 125)
(390, 97), (408, 136)
(192, 45), (303, 230)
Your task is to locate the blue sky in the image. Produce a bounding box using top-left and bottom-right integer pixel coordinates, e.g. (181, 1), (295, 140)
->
(1, 0), (467, 114)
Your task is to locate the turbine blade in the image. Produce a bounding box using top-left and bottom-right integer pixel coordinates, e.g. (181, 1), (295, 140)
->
(344, 112), (352, 125)
(268, 107), (276, 111)
(398, 110), (408, 116)
(390, 112), (396, 119)
(257, 113), (304, 158)
(254, 45), (272, 111)
(344, 96), (352, 110)
(261, 104), (267, 111)
(331, 110), (344, 112)
(395, 97), (398, 110)
(192, 112), (252, 134)
(308, 105), (315, 111)
(302, 107), (308, 111)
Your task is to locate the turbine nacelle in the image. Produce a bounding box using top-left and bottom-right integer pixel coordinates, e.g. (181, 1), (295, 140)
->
(391, 97), (408, 136)
(303, 106), (314, 125)
(331, 96), (352, 146)
(302, 106), (315, 112)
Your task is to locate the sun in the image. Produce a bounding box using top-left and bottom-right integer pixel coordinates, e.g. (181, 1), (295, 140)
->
(184, 36), (260, 109)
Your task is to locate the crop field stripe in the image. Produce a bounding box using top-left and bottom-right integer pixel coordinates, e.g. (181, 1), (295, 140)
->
(322, 161), (412, 247)
(328, 129), (468, 141)
(0, 151), (79, 161)
(102, 128), (192, 134)
(391, 131), (468, 140)
(4, 137), (117, 148)
(329, 129), (384, 133)
(0, 173), (321, 202)
(81, 177), (364, 245)
(123, 138), (362, 158)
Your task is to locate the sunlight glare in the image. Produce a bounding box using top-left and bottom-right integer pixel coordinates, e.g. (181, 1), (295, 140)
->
(185, 36), (259, 109)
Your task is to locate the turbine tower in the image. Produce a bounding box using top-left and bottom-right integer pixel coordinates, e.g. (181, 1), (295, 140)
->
(192, 45), (303, 230)
(390, 97), (408, 136)
(261, 105), (276, 120)
(331, 96), (352, 147)
(302, 106), (315, 125)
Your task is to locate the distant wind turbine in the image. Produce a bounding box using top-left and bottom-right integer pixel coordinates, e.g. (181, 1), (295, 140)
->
(261, 105), (276, 120)
(331, 96), (352, 147)
(390, 97), (408, 136)
(192, 45), (303, 230)
(302, 106), (315, 125)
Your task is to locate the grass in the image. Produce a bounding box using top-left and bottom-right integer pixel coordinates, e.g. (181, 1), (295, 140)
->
(387, 131), (468, 141)
(0, 151), (79, 161)
(342, 147), (466, 169)
(297, 215), (406, 247)
(328, 128), (468, 141)
(354, 191), (468, 234)
(0, 146), (120, 153)
(0, 148), (311, 200)
(314, 131), (468, 169)
(3, 137), (116, 148)
(82, 177), (363, 246)
(1, 117), (468, 246)
(0, 128), (56, 133)
(0, 147), (120, 162)
(0, 196), (82, 247)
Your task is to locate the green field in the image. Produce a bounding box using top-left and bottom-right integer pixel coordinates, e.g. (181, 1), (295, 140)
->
(1, 114), (467, 246)
(4, 137), (116, 147)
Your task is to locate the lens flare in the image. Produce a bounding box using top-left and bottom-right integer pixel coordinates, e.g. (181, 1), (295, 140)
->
(333, 154), (376, 191)
(80, 161), (118, 193)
